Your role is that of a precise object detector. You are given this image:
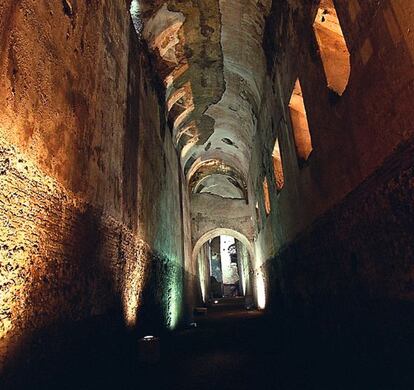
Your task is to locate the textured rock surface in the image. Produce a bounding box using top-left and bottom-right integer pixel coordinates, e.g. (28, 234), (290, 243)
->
(261, 138), (414, 328)
(0, 1), (187, 372)
(250, 0), (414, 325)
(141, 0), (272, 200)
(191, 193), (254, 249)
(1, 0), (414, 383)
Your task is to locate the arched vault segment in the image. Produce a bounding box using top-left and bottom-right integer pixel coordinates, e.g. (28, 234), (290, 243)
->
(191, 228), (254, 266)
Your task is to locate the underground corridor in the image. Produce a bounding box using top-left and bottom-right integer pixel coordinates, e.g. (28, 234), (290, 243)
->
(1, 0), (414, 389)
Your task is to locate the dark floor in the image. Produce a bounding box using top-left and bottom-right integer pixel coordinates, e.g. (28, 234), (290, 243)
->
(4, 298), (414, 389)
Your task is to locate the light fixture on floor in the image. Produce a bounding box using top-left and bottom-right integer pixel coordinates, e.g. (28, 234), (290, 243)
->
(245, 296), (254, 310)
(138, 335), (160, 364)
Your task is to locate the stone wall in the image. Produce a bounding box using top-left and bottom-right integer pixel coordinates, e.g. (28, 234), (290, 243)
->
(191, 193), (254, 247)
(261, 138), (414, 335)
(249, 0), (414, 318)
(0, 0), (186, 373)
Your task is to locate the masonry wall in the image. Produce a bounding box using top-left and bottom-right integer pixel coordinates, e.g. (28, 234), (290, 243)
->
(249, 0), (414, 327)
(0, 0), (186, 375)
(191, 193), (254, 247)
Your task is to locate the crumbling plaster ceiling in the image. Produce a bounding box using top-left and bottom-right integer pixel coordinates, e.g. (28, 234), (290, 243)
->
(139, 0), (271, 197)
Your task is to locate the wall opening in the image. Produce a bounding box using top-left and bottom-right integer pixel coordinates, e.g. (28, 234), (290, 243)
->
(313, 0), (351, 95)
(263, 177), (271, 215)
(289, 79), (313, 165)
(195, 234), (252, 301)
(130, 0), (143, 35)
(272, 138), (285, 191)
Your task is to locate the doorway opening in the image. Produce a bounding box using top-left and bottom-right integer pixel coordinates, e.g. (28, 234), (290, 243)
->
(196, 235), (252, 302)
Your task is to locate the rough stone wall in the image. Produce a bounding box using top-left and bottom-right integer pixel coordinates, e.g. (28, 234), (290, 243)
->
(261, 138), (414, 329)
(0, 139), (150, 370)
(180, 171), (200, 321)
(127, 27), (187, 334)
(0, 1), (186, 372)
(191, 193), (254, 247)
(0, 0), (130, 206)
(249, 0), (414, 318)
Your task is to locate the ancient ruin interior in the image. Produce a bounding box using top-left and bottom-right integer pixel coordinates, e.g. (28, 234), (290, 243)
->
(1, 0), (414, 388)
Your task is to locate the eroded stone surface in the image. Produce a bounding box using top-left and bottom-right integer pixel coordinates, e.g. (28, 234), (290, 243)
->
(141, 0), (271, 193)
(0, 1), (188, 372)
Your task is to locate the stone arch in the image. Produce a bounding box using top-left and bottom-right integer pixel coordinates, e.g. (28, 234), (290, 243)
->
(192, 228), (254, 265)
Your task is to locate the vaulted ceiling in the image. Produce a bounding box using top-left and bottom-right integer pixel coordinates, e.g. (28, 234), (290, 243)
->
(135, 0), (272, 199)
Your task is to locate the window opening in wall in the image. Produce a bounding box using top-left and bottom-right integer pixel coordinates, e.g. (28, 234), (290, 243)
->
(228, 243), (238, 264)
(272, 138), (284, 191)
(313, 0), (351, 96)
(130, 0), (143, 36)
(263, 177), (271, 216)
(289, 79), (313, 165)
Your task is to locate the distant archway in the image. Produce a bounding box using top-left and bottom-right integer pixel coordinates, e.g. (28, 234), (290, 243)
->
(192, 228), (254, 265)
(192, 228), (255, 302)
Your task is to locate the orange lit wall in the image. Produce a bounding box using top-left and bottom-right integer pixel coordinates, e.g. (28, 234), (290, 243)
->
(0, 1), (186, 372)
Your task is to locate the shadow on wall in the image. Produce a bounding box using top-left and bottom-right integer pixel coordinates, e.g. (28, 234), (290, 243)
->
(0, 138), (188, 386)
(258, 140), (414, 368)
(0, 139), (155, 377)
(135, 253), (186, 336)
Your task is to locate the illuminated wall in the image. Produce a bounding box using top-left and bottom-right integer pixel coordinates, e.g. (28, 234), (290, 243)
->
(248, 0), (414, 323)
(0, 136), (151, 370)
(236, 240), (252, 296)
(134, 70), (187, 332)
(197, 245), (210, 303)
(255, 270), (267, 310)
(0, 1), (187, 373)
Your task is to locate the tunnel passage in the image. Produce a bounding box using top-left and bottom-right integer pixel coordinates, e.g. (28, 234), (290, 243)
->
(194, 234), (253, 303)
(1, 0), (414, 388)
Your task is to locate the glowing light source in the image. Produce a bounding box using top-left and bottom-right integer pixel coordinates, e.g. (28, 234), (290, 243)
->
(138, 335), (161, 364)
(256, 271), (266, 309)
(197, 251), (207, 303)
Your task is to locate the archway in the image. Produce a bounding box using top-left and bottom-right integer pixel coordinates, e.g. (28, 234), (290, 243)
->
(192, 228), (254, 304)
(192, 228), (254, 263)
